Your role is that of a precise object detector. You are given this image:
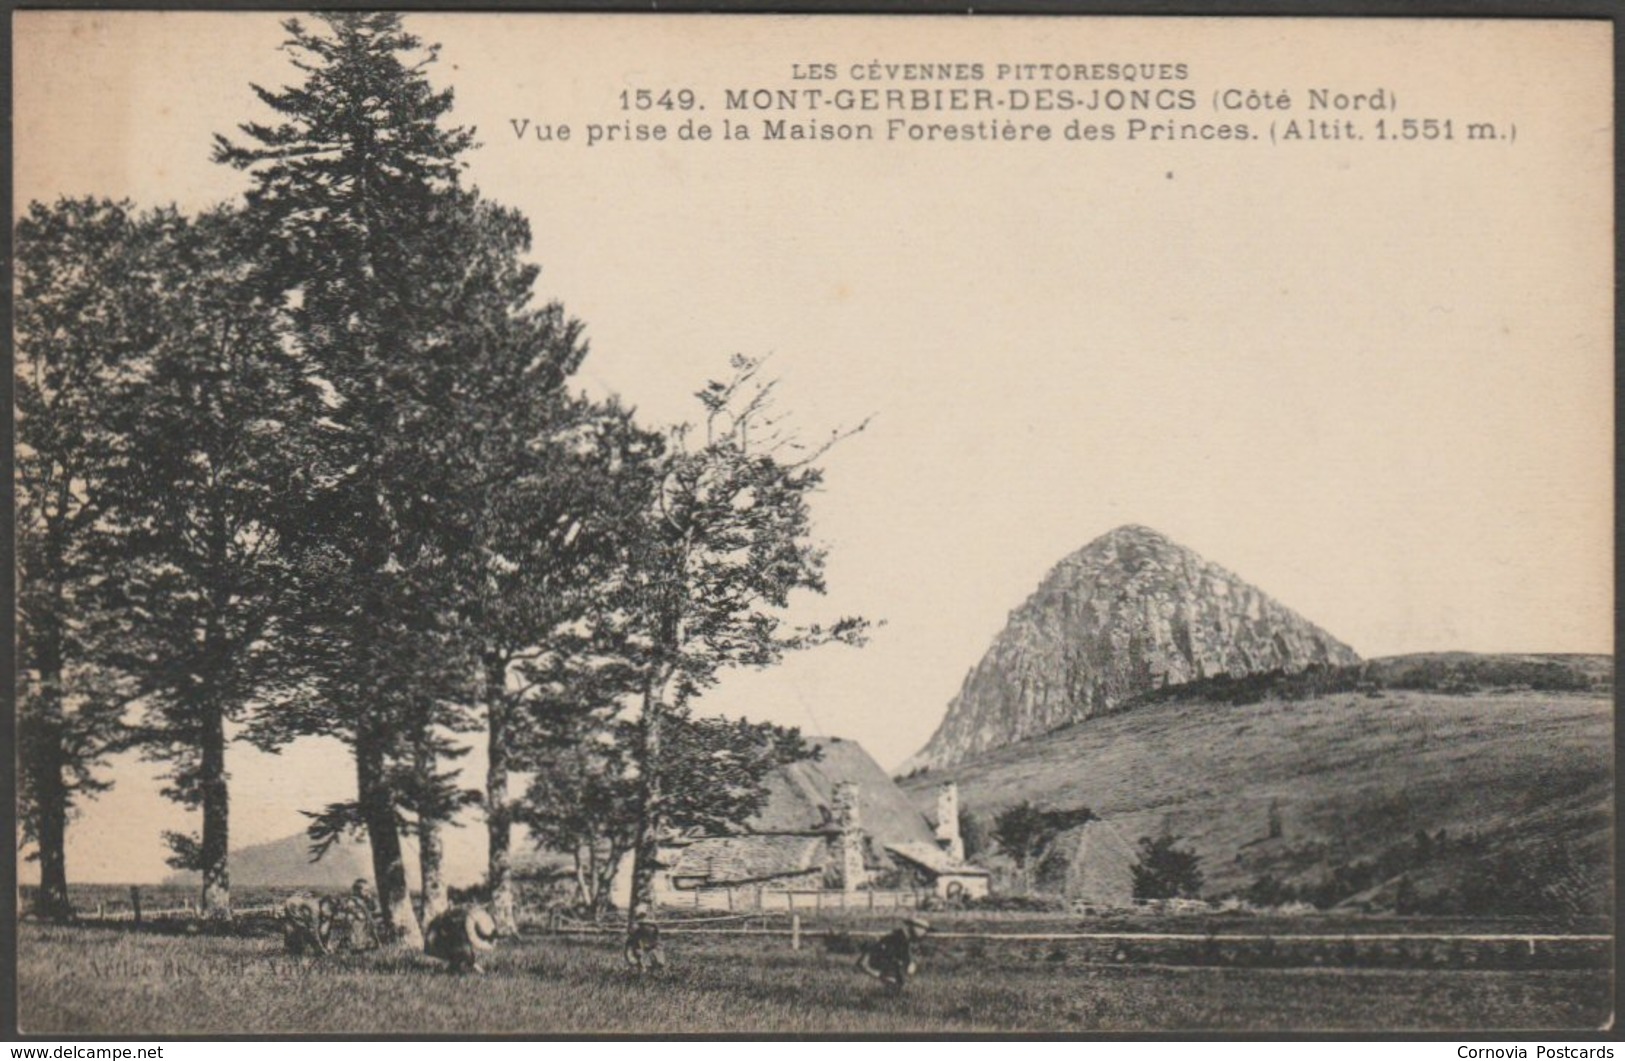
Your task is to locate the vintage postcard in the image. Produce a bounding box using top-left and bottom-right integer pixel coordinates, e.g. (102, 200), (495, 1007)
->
(12, 11), (1613, 1036)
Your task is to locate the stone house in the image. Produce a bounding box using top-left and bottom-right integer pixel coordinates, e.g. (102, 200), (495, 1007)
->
(646, 737), (990, 906)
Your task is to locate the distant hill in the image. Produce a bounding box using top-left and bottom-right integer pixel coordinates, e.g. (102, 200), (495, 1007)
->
(163, 827), (572, 892)
(165, 833), (388, 890)
(901, 655), (1612, 916)
(1360, 652), (1612, 693)
(902, 525), (1359, 773)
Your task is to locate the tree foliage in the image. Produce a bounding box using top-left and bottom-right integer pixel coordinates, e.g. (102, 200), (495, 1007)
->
(1131, 833), (1205, 900)
(661, 716), (819, 835)
(15, 198), (150, 919)
(88, 205), (319, 915)
(617, 358), (871, 924)
(15, 15), (876, 938)
(213, 11), (487, 948)
(990, 800), (1096, 872)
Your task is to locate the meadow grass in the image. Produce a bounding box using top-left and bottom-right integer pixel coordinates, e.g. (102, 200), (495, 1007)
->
(17, 923), (1612, 1035)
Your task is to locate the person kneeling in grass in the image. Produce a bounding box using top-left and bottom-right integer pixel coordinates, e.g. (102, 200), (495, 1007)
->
(280, 895), (332, 955)
(857, 916), (930, 992)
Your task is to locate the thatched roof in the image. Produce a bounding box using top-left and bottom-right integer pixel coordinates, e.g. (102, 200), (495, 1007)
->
(749, 738), (939, 848)
(654, 738), (945, 888)
(668, 835), (827, 886)
(885, 842), (991, 877)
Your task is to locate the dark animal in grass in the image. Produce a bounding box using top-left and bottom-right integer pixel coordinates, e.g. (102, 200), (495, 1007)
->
(856, 917), (930, 992)
(424, 905), (499, 974)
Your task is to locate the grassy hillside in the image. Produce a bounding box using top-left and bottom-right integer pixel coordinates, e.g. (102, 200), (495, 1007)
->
(901, 656), (1611, 915)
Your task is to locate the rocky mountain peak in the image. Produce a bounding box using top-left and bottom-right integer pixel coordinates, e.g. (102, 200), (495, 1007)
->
(901, 525), (1359, 773)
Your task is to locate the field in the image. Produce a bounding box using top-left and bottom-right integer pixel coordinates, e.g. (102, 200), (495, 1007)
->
(17, 920), (1613, 1035)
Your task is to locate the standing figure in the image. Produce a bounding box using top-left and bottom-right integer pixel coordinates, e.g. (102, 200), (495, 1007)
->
(350, 878), (377, 911)
(856, 916), (930, 992)
(624, 908), (667, 975)
(425, 904), (499, 974)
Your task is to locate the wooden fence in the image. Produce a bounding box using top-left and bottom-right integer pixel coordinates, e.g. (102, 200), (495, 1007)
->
(74, 901), (283, 924)
(546, 912), (1610, 967)
(660, 887), (922, 914)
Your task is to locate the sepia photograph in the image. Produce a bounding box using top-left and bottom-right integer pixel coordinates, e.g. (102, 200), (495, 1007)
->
(11, 11), (1615, 1036)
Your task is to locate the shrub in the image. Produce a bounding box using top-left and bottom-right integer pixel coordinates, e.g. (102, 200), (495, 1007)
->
(1131, 834), (1204, 900)
(964, 893), (1066, 913)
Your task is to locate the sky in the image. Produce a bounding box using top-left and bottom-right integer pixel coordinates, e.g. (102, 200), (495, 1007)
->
(14, 13), (1613, 884)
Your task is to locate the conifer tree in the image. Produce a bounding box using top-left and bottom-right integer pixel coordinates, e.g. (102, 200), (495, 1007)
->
(14, 199), (148, 920)
(215, 13), (478, 947)
(219, 14), (638, 941)
(92, 206), (316, 917)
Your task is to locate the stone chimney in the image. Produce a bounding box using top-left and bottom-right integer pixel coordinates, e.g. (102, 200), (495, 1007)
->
(832, 781), (867, 893)
(936, 782), (964, 863)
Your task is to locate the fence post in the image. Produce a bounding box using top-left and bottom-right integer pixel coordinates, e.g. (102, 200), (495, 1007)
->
(130, 886), (143, 927)
(791, 913), (801, 952)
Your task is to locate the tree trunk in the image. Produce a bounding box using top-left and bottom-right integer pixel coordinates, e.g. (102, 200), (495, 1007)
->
(199, 701), (231, 918)
(573, 844), (592, 909)
(417, 815), (447, 925)
(197, 520), (236, 920)
(414, 729), (448, 924)
(626, 682), (663, 932)
(483, 650), (517, 935)
(29, 632), (73, 924)
(593, 843), (621, 922)
(34, 766), (72, 923)
(356, 729), (423, 950)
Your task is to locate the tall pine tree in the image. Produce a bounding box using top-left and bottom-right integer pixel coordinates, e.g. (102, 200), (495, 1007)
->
(218, 14), (632, 942)
(377, 196), (656, 935)
(215, 13), (478, 947)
